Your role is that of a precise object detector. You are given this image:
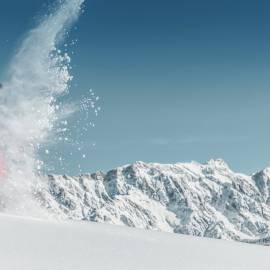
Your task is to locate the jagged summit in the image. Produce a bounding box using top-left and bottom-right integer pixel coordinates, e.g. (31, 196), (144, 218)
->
(41, 160), (270, 245)
(205, 158), (230, 169)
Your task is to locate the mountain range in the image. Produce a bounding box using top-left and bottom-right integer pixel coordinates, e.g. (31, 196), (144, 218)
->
(39, 159), (270, 245)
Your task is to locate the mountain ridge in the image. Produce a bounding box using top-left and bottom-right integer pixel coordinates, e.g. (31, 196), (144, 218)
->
(39, 159), (270, 245)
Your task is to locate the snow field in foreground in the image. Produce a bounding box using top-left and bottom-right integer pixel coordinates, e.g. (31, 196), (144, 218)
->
(0, 214), (269, 270)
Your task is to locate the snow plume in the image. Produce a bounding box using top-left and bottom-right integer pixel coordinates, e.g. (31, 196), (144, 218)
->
(0, 0), (85, 218)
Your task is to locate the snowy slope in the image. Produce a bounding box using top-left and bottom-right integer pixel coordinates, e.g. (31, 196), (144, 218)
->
(0, 214), (269, 270)
(38, 159), (270, 245)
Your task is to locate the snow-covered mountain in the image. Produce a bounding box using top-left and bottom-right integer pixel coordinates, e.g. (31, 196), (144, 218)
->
(39, 159), (270, 245)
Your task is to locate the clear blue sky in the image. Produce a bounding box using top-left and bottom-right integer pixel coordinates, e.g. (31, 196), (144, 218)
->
(1, 0), (270, 174)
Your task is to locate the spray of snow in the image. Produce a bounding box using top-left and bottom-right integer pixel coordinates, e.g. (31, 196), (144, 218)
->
(0, 0), (85, 217)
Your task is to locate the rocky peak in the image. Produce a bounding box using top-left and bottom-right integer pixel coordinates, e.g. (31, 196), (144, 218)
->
(206, 159), (230, 170)
(252, 168), (270, 204)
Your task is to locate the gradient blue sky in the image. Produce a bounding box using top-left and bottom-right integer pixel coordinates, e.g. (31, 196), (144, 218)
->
(1, 0), (270, 174)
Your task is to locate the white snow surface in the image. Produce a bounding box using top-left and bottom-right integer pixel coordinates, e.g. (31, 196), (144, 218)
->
(37, 159), (270, 245)
(0, 213), (269, 270)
